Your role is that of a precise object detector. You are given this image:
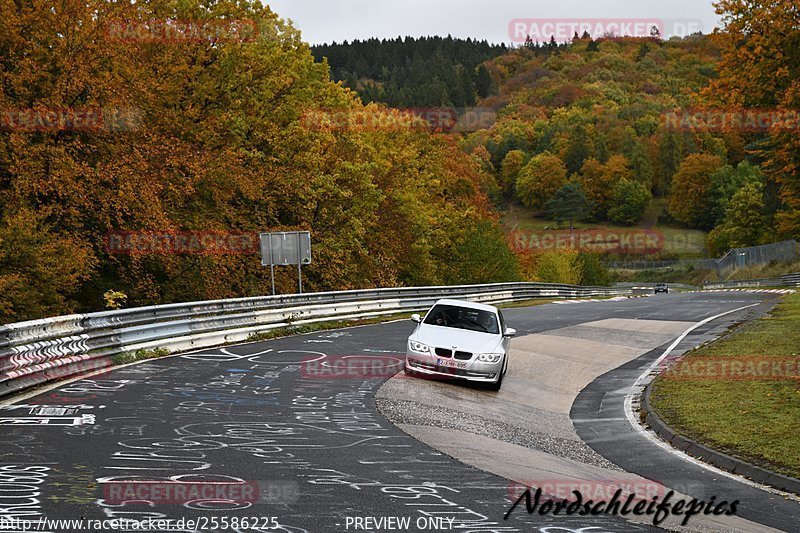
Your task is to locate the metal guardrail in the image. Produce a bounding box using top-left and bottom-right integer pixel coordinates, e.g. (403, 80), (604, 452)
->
(0, 282), (629, 399)
(614, 282), (697, 291)
(703, 273), (800, 290)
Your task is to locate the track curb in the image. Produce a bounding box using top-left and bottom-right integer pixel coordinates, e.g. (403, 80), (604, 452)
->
(642, 381), (800, 496)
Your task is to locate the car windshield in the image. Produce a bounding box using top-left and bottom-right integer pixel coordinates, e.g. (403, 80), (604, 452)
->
(423, 304), (499, 334)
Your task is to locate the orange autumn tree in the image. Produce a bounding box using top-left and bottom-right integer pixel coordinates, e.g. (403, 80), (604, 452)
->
(703, 0), (800, 238)
(668, 154), (725, 229)
(0, 0), (516, 322)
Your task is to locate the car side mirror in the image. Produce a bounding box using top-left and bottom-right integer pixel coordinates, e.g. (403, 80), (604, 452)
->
(411, 314), (422, 324)
(504, 328), (517, 337)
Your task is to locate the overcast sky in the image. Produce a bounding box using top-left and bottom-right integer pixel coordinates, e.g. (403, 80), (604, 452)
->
(265, 1), (721, 45)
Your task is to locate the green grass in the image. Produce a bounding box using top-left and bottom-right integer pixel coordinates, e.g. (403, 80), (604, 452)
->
(245, 300), (567, 340)
(650, 293), (800, 479)
(105, 304), (561, 371)
(498, 296), (622, 309)
(727, 260), (800, 281)
(244, 297), (584, 341)
(611, 265), (714, 286)
(502, 202), (708, 258)
(244, 312), (419, 343)
(611, 258), (800, 286)
(112, 347), (171, 365)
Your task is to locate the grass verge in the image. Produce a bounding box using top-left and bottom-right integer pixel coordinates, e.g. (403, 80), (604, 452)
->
(244, 312), (418, 343)
(502, 201), (708, 258)
(112, 347), (171, 365)
(244, 298), (575, 342)
(612, 265), (713, 286)
(650, 292), (800, 479)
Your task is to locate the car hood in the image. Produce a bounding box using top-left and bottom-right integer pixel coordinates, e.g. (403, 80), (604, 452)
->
(413, 324), (504, 353)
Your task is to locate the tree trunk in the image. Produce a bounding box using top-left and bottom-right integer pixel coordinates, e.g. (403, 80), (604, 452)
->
(569, 218), (574, 248)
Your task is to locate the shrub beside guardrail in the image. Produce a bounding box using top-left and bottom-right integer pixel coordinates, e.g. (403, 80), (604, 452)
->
(0, 282), (629, 399)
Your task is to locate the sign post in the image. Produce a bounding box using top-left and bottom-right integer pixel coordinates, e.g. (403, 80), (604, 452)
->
(269, 240), (275, 296)
(259, 231), (311, 295)
(297, 236), (303, 293)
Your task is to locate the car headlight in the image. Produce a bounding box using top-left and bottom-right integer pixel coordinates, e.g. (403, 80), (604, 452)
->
(409, 340), (431, 354)
(478, 353), (503, 363)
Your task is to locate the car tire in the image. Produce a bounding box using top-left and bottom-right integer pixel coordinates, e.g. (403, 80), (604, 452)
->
(488, 358), (505, 391)
(488, 372), (503, 391)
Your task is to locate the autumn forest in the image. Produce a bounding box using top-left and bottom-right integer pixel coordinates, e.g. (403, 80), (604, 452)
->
(1, 0), (798, 322)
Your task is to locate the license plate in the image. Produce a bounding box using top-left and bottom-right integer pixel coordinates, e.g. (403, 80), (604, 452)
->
(436, 359), (466, 369)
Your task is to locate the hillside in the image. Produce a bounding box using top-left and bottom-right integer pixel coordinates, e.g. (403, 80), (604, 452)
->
(472, 34), (795, 254)
(315, 32), (799, 265)
(312, 36), (507, 107)
(472, 35), (723, 186)
(465, 35), (726, 259)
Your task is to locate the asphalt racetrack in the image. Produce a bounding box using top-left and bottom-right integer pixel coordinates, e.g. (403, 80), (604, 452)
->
(1, 291), (797, 532)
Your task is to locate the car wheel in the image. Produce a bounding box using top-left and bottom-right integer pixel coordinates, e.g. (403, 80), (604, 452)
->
(488, 357), (505, 391)
(488, 371), (503, 391)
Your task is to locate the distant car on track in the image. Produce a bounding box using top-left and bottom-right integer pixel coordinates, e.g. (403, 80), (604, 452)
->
(405, 299), (515, 391)
(654, 283), (669, 294)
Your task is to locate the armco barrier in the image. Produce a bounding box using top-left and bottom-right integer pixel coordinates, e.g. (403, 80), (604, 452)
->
(0, 282), (629, 399)
(703, 272), (800, 290)
(614, 282), (697, 291)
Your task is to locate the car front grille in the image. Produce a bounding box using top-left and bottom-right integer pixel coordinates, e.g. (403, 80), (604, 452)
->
(434, 348), (452, 358)
(454, 351), (472, 360)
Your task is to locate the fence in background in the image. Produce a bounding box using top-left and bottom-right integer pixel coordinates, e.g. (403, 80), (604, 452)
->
(605, 259), (717, 271)
(715, 240), (798, 273)
(605, 240), (797, 273)
(0, 282), (629, 399)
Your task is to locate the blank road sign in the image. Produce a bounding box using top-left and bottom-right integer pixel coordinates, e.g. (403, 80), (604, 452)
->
(260, 231), (311, 266)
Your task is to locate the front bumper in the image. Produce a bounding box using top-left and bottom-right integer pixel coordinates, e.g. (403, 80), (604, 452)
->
(405, 349), (502, 382)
